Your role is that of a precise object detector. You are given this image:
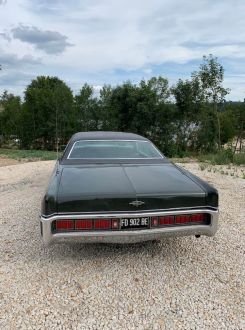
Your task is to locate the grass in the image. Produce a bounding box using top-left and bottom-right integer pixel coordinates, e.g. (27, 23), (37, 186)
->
(233, 153), (245, 165)
(1, 147), (244, 165)
(0, 148), (60, 161)
(197, 150), (245, 166)
(199, 163), (208, 171)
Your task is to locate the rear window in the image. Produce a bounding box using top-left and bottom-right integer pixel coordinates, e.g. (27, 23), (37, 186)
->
(68, 140), (163, 159)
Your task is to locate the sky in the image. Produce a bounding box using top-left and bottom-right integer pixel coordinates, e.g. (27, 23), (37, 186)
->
(0, 0), (245, 100)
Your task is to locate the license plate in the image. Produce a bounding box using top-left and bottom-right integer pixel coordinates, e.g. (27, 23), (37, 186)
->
(120, 217), (149, 229)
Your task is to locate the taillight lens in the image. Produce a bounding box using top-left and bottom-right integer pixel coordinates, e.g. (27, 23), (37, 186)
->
(56, 220), (74, 231)
(94, 219), (111, 229)
(150, 213), (208, 228)
(53, 213), (209, 232)
(175, 215), (190, 224)
(75, 220), (93, 230)
(159, 216), (174, 225)
(53, 218), (117, 232)
(190, 213), (205, 222)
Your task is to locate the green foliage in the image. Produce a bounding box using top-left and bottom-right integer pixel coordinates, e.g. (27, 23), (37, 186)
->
(74, 84), (99, 131)
(0, 55), (244, 160)
(0, 148), (59, 160)
(23, 76), (74, 149)
(193, 55), (229, 104)
(233, 153), (245, 166)
(191, 55), (230, 149)
(0, 91), (22, 144)
(198, 149), (245, 165)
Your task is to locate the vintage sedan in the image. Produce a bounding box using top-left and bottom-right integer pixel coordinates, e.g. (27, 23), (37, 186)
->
(40, 132), (218, 245)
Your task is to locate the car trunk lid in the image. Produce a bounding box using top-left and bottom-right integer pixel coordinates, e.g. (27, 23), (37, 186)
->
(123, 164), (206, 210)
(57, 164), (206, 213)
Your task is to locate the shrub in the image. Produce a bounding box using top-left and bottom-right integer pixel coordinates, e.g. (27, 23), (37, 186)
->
(198, 149), (245, 165)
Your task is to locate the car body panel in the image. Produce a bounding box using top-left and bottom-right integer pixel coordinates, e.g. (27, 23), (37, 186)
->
(55, 164), (207, 214)
(40, 131), (219, 245)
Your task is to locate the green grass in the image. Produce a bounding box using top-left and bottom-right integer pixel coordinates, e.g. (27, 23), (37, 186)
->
(1, 147), (244, 165)
(233, 153), (245, 165)
(0, 148), (60, 161)
(197, 150), (245, 166)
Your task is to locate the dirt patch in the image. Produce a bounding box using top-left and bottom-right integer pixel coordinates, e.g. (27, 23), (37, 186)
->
(0, 157), (26, 167)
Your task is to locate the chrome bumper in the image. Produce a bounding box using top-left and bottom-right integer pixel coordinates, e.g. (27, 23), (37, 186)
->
(40, 209), (218, 245)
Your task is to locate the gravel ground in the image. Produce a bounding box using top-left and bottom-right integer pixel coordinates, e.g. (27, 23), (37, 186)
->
(0, 160), (244, 330)
(0, 157), (23, 167)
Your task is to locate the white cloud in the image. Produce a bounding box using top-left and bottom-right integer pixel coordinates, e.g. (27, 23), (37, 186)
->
(0, 0), (245, 99)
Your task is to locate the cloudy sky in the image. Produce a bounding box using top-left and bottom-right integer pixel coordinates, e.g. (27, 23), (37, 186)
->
(0, 0), (245, 100)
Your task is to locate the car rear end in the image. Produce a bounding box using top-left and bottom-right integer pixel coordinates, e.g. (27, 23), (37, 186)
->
(40, 133), (218, 245)
(40, 207), (218, 245)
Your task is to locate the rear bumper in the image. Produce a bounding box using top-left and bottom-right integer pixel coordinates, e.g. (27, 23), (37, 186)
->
(40, 208), (218, 245)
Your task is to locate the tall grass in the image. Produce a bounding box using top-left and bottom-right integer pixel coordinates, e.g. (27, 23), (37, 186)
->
(0, 149), (60, 160)
(198, 149), (245, 165)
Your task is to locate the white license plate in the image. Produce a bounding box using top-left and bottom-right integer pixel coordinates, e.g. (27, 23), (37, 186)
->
(120, 217), (149, 229)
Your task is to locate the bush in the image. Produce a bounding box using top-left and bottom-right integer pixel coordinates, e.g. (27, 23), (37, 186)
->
(211, 149), (233, 165)
(198, 149), (245, 165)
(233, 153), (245, 165)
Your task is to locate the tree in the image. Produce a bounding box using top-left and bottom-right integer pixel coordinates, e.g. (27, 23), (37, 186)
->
(23, 76), (74, 149)
(99, 85), (117, 130)
(0, 91), (21, 145)
(74, 84), (100, 131)
(225, 101), (245, 152)
(103, 77), (171, 136)
(171, 77), (204, 152)
(192, 55), (230, 149)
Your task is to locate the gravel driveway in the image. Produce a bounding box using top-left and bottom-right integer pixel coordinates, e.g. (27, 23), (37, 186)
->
(0, 161), (244, 330)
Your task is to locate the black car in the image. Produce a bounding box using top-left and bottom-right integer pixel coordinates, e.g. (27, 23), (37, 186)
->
(40, 131), (218, 245)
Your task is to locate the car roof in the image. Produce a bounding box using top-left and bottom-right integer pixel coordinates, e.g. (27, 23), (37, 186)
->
(70, 131), (149, 142)
(61, 131), (170, 165)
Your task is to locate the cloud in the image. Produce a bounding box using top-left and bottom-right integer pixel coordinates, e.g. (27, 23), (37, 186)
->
(0, 31), (11, 42)
(0, 0), (7, 5)
(0, 51), (41, 69)
(0, 0), (245, 99)
(26, 0), (85, 15)
(11, 25), (73, 54)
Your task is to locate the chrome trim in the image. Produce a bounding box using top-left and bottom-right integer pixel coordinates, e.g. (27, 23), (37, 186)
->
(40, 208), (218, 245)
(67, 139), (163, 159)
(41, 206), (218, 218)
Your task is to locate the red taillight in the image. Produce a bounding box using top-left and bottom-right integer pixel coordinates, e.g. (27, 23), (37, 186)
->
(75, 220), (93, 230)
(56, 220), (74, 231)
(54, 213), (208, 232)
(94, 219), (111, 229)
(159, 216), (174, 225)
(175, 215), (190, 224)
(151, 213), (207, 228)
(190, 214), (205, 222)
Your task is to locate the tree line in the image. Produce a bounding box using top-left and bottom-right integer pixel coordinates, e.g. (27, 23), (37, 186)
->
(0, 55), (244, 157)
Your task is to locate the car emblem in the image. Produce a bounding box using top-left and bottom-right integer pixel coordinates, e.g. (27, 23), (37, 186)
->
(129, 200), (145, 207)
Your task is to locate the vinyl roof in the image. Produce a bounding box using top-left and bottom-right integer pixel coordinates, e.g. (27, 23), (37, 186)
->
(70, 131), (148, 142)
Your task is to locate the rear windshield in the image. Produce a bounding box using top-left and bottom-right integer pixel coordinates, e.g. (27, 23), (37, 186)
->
(68, 140), (163, 159)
